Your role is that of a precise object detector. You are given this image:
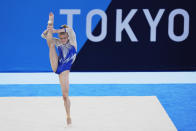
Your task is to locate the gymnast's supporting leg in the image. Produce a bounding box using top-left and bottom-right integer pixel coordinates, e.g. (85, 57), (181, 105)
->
(59, 70), (72, 125)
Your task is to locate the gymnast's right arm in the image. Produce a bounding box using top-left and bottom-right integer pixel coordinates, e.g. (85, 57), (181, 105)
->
(41, 29), (48, 39)
(41, 28), (60, 47)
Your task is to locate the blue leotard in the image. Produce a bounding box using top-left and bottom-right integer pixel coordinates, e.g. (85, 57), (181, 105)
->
(55, 42), (76, 74)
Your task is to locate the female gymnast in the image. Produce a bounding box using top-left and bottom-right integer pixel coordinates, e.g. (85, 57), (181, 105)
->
(41, 12), (77, 126)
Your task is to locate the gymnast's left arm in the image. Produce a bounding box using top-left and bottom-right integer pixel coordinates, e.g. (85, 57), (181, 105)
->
(66, 27), (77, 52)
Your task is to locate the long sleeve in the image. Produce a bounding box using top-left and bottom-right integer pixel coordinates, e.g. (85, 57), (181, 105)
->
(41, 30), (48, 39)
(66, 27), (77, 51)
(41, 30), (61, 46)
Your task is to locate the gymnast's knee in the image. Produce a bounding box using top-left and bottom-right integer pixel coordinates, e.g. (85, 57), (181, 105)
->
(62, 92), (69, 100)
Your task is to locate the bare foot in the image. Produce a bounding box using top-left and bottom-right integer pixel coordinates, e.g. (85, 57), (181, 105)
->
(67, 117), (72, 126)
(48, 12), (54, 25)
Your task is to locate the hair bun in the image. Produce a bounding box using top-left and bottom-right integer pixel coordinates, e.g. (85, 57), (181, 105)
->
(60, 24), (67, 29)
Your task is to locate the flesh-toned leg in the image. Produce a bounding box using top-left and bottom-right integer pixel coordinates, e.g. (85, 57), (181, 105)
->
(59, 70), (72, 125)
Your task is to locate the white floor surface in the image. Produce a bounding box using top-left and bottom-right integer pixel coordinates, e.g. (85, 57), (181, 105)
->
(0, 96), (177, 131)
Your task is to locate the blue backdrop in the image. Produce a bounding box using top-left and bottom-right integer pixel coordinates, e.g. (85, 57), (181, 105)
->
(0, 0), (111, 72)
(0, 0), (195, 72)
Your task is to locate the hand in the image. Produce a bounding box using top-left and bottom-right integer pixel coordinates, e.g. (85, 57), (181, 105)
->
(52, 29), (57, 33)
(47, 25), (53, 32)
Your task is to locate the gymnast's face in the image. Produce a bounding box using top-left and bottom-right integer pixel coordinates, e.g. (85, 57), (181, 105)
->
(59, 33), (68, 44)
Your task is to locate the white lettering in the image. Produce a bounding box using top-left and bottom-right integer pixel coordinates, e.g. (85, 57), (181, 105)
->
(60, 9), (81, 28)
(168, 9), (189, 42)
(86, 9), (107, 42)
(116, 9), (138, 42)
